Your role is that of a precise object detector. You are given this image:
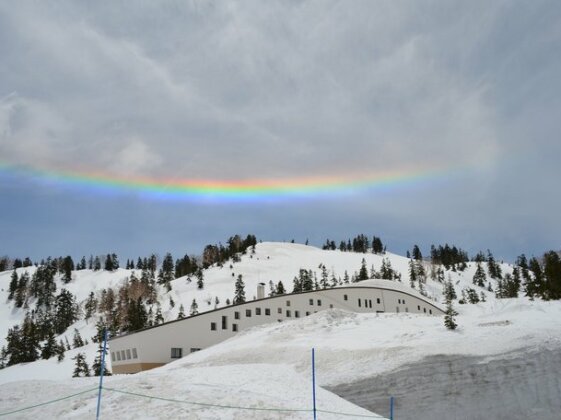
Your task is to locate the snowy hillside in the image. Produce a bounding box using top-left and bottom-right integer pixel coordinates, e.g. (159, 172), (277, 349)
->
(2, 241), (558, 418)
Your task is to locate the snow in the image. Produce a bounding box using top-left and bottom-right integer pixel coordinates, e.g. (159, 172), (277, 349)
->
(0, 242), (559, 418)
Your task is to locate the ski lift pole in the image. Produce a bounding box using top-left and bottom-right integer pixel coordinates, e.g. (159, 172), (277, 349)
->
(96, 328), (108, 420)
(312, 348), (317, 420)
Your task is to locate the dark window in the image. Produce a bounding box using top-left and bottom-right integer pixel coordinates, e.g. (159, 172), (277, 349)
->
(309, 299), (314, 305)
(115, 352), (121, 361)
(403, 299), (406, 304)
(377, 298), (381, 304)
(126, 349), (132, 360)
(344, 294), (348, 301)
(329, 304), (333, 309)
(234, 311), (240, 320)
(111, 352), (115, 362)
(417, 305), (421, 310)
(295, 311), (300, 318)
(222, 316), (228, 330)
(286, 310), (291, 317)
(232, 324), (238, 332)
(286, 300), (291, 307)
(265, 308), (271, 315)
(306, 311), (310, 316)
(398, 299), (401, 304)
(358, 299), (362, 307)
(317, 299), (322, 306)
(278, 308), (282, 314)
(246, 309), (252, 317)
(190, 348), (201, 353)
(211, 322), (217, 331)
(256, 307), (262, 315)
(121, 350), (126, 360)
(423, 308), (427, 313)
(429, 309), (432, 315)
(171, 348), (183, 359)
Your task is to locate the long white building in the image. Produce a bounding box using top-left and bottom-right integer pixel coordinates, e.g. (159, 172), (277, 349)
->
(109, 279), (444, 374)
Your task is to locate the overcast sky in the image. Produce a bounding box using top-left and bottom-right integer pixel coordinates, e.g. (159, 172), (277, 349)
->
(1, 0), (560, 261)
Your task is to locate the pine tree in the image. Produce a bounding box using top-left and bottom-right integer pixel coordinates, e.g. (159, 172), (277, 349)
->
(196, 269), (204, 290)
(154, 305), (164, 325)
(41, 331), (58, 359)
(61, 256), (74, 283)
(472, 263), (487, 288)
(320, 264), (329, 289)
(72, 329), (84, 348)
(72, 352), (90, 377)
(177, 304), (186, 319)
(8, 270), (18, 300)
(358, 259), (369, 281)
(56, 340), (66, 362)
(234, 275), (246, 304)
(189, 299), (198, 316)
(409, 259), (417, 288)
(444, 295), (458, 330)
(276, 281), (285, 295)
(92, 342), (112, 377)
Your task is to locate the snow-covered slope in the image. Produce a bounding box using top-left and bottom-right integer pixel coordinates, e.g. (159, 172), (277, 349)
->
(1, 241), (555, 419)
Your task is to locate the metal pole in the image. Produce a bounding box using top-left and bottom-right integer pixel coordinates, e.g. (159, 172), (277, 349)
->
(390, 396), (394, 420)
(312, 348), (317, 420)
(96, 328), (108, 420)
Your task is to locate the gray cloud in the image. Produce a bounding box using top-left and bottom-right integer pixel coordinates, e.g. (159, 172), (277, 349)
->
(1, 0), (560, 259)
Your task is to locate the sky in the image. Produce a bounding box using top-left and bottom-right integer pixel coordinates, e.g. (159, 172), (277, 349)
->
(0, 0), (560, 262)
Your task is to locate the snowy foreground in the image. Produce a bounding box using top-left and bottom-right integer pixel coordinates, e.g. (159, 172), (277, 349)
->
(1, 298), (561, 419)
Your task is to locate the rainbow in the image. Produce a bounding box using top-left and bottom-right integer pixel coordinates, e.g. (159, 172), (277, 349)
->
(0, 161), (450, 202)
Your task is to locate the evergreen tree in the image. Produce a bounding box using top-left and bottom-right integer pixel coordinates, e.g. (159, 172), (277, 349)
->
(358, 259), (369, 281)
(72, 352), (90, 377)
(41, 331), (58, 359)
(94, 256), (101, 271)
(72, 328), (84, 348)
(472, 263), (487, 288)
(62, 256), (74, 283)
(320, 264), (329, 289)
(56, 340), (66, 362)
(543, 251), (561, 300)
(412, 245), (423, 260)
(54, 289), (78, 334)
(177, 304), (186, 319)
(84, 292), (98, 321)
(443, 277), (457, 300)
(409, 259), (417, 288)
(276, 281), (285, 295)
(158, 253), (175, 287)
(196, 269), (204, 290)
(92, 342), (112, 377)
(234, 275), (246, 304)
(444, 293), (458, 330)
(124, 298), (148, 332)
(189, 299), (199, 316)
(8, 270), (18, 300)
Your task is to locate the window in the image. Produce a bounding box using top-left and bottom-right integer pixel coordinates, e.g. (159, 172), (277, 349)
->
(429, 309), (432, 315)
(329, 304), (333, 309)
(234, 311), (240, 320)
(265, 308), (271, 315)
(317, 299), (322, 306)
(256, 308), (261, 315)
(278, 308), (282, 314)
(232, 323), (238, 332)
(377, 298), (381, 304)
(295, 311), (300, 318)
(126, 349), (131, 360)
(111, 352), (115, 362)
(190, 348), (201, 353)
(369, 300), (372, 308)
(398, 299), (401, 304)
(344, 294), (348, 301)
(403, 299), (406, 304)
(286, 300), (291, 307)
(211, 322), (217, 331)
(306, 311), (310, 316)
(171, 348), (183, 359)
(246, 309), (252, 317)
(222, 315), (228, 330)
(423, 308), (427, 313)
(418, 305), (421, 310)
(116, 351), (121, 361)
(121, 350), (126, 361)
(358, 299), (362, 307)
(132, 348), (138, 359)
(286, 310), (291, 317)
(309, 299), (314, 305)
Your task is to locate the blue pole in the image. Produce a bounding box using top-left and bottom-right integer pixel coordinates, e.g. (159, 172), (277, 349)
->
(390, 396), (394, 420)
(96, 328), (108, 420)
(312, 348), (317, 420)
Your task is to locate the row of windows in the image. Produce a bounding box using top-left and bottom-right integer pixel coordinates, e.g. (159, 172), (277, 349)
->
(111, 348), (138, 362)
(171, 347), (201, 359)
(357, 298), (380, 308)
